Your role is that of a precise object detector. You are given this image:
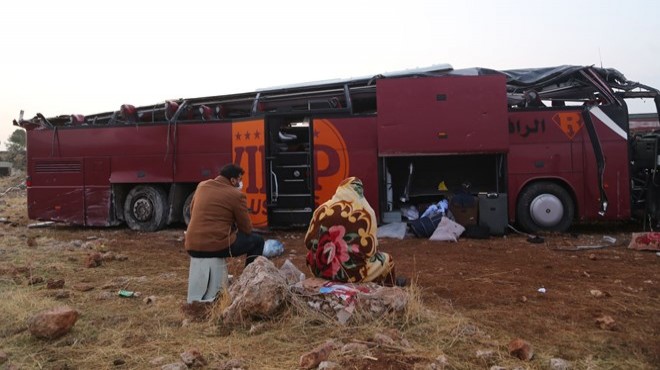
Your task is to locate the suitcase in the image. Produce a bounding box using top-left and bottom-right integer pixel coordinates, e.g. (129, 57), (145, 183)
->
(478, 193), (508, 235)
(449, 194), (478, 227)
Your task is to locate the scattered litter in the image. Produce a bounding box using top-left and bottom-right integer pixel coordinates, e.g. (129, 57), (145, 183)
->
(118, 289), (140, 298)
(537, 287), (546, 294)
(27, 221), (55, 228)
(602, 235), (616, 244)
(527, 236), (544, 244)
(263, 239), (284, 257)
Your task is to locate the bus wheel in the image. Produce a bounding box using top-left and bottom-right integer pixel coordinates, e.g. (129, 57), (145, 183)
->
(124, 185), (168, 231)
(517, 182), (574, 233)
(182, 191), (195, 226)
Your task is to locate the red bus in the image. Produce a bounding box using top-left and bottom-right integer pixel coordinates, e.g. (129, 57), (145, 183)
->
(14, 64), (660, 232)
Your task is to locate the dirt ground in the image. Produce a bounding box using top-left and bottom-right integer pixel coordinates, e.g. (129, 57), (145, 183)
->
(1, 173), (659, 369)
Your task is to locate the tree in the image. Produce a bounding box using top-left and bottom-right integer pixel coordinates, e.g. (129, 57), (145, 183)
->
(6, 129), (26, 170)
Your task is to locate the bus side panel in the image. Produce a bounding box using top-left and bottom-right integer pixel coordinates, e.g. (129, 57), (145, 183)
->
(84, 157), (113, 226)
(110, 155), (175, 183)
(377, 75), (509, 155)
(173, 121), (233, 182)
(28, 158), (85, 225)
(507, 110), (585, 222)
(313, 117), (379, 216)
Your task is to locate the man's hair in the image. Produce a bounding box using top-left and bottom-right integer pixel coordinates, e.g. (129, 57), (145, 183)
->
(220, 163), (245, 180)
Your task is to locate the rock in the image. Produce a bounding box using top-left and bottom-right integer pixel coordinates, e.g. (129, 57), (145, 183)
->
(589, 289), (610, 298)
(28, 276), (44, 285)
(101, 252), (116, 261)
(213, 359), (246, 370)
(113, 358), (125, 366)
(549, 357), (572, 370)
(357, 286), (409, 315)
(373, 333), (395, 346)
(149, 356), (166, 366)
(318, 361), (340, 369)
(53, 290), (71, 299)
(85, 252), (102, 268)
(489, 366), (507, 370)
(595, 315), (617, 330)
(299, 340), (334, 369)
(115, 254), (129, 261)
(47, 279), (65, 289)
(508, 338), (533, 361)
(341, 342), (369, 353)
(72, 283), (95, 292)
(27, 306), (79, 339)
(180, 348), (207, 368)
(143, 295), (157, 304)
(0, 351), (7, 364)
(589, 253), (597, 260)
(161, 363), (188, 370)
(222, 256), (288, 325)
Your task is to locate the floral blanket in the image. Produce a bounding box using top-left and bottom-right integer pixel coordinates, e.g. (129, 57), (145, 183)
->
(304, 177), (394, 284)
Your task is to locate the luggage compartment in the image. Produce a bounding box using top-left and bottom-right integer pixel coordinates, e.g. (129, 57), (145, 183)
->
(381, 154), (506, 225)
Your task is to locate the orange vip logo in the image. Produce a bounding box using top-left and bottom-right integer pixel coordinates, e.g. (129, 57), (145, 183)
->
(313, 119), (350, 205)
(232, 119), (267, 227)
(552, 112), (583, 140)
(231, 118), (350, 228)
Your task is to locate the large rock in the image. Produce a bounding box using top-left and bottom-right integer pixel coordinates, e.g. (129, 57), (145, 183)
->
(357, 286), (408, 315)
(27, 306), (79, 339)
(222, 256), (288, 325)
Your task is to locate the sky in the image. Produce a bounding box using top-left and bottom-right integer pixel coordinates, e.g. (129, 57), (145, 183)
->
(1, 0), (659, 149)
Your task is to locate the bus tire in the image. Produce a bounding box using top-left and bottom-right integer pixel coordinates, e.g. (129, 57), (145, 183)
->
(124, 185), (168, 231)
(183, 191), (195, 226)
(517, 182), (574, 233)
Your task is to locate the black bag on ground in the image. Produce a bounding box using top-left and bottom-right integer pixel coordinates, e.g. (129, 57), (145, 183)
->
(409, 213), (443, 238)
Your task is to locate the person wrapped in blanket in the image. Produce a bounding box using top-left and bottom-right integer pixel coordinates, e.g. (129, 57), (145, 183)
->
(304, 177), (398, 286)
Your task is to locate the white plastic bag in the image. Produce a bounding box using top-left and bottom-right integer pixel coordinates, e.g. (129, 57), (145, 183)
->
(429, 217), (465, 242)
(263, 239), (284, 257)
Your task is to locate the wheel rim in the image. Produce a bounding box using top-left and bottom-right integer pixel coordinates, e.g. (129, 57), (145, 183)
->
(132, 198), (153, 222)
(529, 194), (564, 227)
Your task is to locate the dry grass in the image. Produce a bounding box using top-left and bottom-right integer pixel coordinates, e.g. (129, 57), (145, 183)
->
(0, 231), (483, 370)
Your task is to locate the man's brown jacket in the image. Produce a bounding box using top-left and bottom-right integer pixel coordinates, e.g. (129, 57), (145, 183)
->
(184, 176), (253, 253)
